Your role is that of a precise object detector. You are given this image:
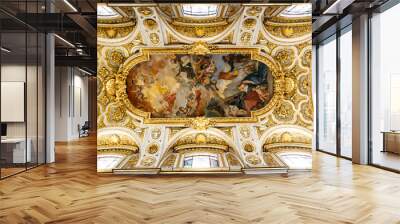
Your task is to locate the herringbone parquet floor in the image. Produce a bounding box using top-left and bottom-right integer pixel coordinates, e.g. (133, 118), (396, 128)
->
(1, 135), (400, 224)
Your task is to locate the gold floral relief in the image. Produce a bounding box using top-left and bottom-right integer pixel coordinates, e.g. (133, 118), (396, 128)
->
(141, 156), (156, 166)
(243, 18), (257, 29)
(240, 32), (252, 44)
(107, 50), (125, 68)
(147, 144), (159, 154)
(138, 7), (153, 16)
(265, 23), (311, 39)
(274, 49), (295, 68)
(243, 143), (255, 153)
(246, 155), (261, 165)
(273, 101), (295, 122)
(149, 33), (160, 45)
(239, 127), (251, 138)
(143, 19), (157, 30)
(246, 6), (262, 16)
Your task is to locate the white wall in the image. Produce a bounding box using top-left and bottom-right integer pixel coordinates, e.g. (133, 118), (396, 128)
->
(55, 67), (89, 141)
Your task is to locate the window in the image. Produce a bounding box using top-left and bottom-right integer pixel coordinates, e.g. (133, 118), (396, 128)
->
(339, 27), (352, 158)
(97, 4), (118, 17)
(183, 155), (219, 168)
(370, 3), (400, 171)
(317, 36), (337, 154)
(97, 155), (123, 170)
(279, 153), (312, 169)
(182, 4), (218, 17)
(280, 4), (311, 18)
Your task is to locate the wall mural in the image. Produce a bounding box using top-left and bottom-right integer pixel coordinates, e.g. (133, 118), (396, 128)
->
(97, 3), (313, 175)
(126, 54), (274, 118)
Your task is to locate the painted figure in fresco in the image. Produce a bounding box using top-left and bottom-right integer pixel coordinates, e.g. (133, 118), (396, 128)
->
(126, 54), (273, 118)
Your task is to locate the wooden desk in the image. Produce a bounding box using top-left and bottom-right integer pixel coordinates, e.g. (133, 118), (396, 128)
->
(382, 131), (400, 155)
(1, 138), (32, 163)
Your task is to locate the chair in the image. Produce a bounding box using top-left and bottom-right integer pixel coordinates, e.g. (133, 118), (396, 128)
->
(79, 121), (90, 138)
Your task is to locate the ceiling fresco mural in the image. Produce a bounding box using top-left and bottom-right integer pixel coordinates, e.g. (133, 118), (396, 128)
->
(126, 54), (274, 118)
(97, 3), (313, 175)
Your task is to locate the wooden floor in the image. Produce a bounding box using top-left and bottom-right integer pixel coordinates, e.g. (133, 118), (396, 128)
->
(1, 136), (400, 224)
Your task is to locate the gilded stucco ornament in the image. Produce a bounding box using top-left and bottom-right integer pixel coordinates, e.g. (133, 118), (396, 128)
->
(141, 156), (156, 166)
(105, 79), (116, 97)
(298, 75), (310, 95)
(300, 101), (313, 122)
(275, 49), (295, 68)
(151, 128), (161, 139)
(138, 7), (152, 16)
(98, 25), (135, 39)
(107, 50), (125, 67)
(246, 155), (261, 165)
(273, 101), (295, 122)
(147, 144), (159, 154)
(243, 18), (257, 29)
(184, 41), (216, 55)
(302, 49), (312, 67)
(239, 127), (251, 138)
(217, 127), (233, 137)
(263, 152), (282, 167)
(243, 143), (255, 153)
(162, 154), (177, 167)
(97, 134), (139, 153)
(122, 155), (139, 169)
(246, 6), (262, 16)
(98, 93), (109, 107)
(143, 19), (157, 30)
(107, 103), (127, 122)
(240, 32), (252, 44)
(265, 22), (311, 39)
(186, 117), (215, 130)
(150, 33), (160, 45)
(98, 66), (110, 79)
(284, 77), (296, 98)
(291, 92), (307, 109)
